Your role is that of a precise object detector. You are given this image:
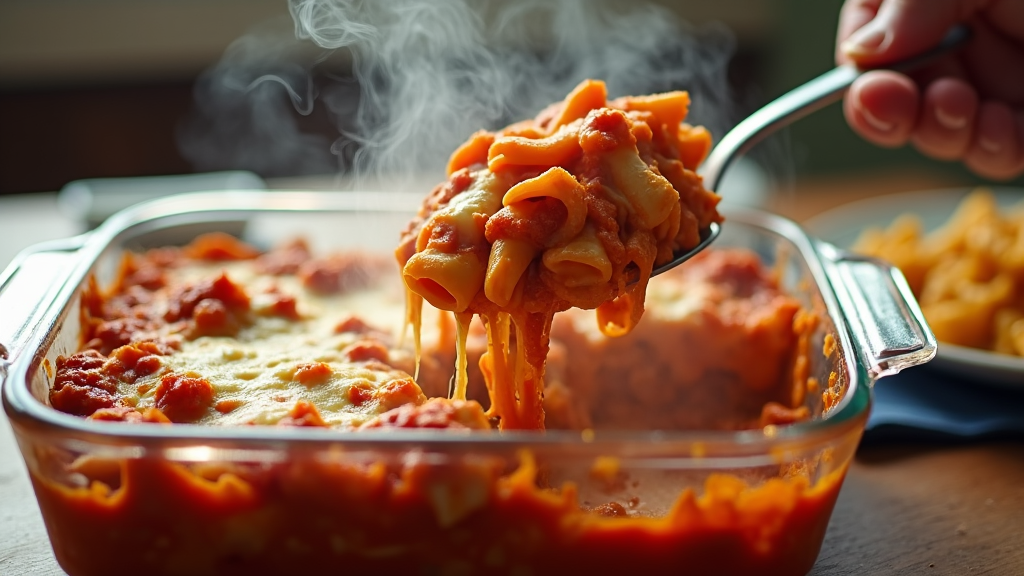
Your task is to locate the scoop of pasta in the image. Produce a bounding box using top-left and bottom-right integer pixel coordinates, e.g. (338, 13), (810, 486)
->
(396, 79), (722, 430)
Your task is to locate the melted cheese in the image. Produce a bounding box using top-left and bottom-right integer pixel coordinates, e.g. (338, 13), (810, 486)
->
(123, 260), (429, 427)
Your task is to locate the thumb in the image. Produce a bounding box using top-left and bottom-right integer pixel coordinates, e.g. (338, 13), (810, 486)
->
(840, 0), (969, 66)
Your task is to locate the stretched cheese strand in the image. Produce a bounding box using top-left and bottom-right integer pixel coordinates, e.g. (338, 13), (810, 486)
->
(479, 313), (514, 427)
(402, 290), (424, 381)
(485, 238), (536, 307)
(478, 311), (543, 430)
(453, 312), (473, 401)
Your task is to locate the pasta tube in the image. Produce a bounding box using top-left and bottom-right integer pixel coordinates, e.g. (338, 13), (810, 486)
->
(604, 146), (679, 229)
(541, 224), (612, 288)
(402, 172), (506, 312)
(610, 91), (690, 134)
(487, 124), (582, 172)
(548, 79), (608, 131)
(485, 238), (536, 307)
(502, 167), (587, 246)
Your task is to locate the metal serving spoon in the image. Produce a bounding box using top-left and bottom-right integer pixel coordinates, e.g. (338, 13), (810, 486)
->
(651, 24), (971, 278)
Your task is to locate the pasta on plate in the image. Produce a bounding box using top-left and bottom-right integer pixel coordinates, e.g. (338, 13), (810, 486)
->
(397, 79), (722, 429)
(853, 189), (1024, 356)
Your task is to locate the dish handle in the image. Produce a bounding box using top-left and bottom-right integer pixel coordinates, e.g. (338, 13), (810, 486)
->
(816, 241), (937, 379)
(0, 236), (89, 380)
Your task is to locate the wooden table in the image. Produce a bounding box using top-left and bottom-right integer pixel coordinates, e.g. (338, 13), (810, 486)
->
(813, 443), (1024, 575)
(2, 174), (1022, 575)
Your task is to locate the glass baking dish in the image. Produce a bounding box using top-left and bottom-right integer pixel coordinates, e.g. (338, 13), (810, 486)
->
(0, 191), (935, 576)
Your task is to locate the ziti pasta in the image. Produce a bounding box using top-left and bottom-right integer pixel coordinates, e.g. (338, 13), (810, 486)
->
(397, 79), (722, 430)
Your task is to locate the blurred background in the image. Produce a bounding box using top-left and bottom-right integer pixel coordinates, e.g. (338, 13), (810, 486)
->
(1, 0), (1020, 201)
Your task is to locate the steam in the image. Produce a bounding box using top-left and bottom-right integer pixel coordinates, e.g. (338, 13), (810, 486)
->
(180, 0), (737, 184)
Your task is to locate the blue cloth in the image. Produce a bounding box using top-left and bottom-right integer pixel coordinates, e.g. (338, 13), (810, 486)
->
(862, 365), (1024, 444)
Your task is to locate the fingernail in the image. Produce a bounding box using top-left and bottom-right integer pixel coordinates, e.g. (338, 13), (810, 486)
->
(841, 23), (890, 57)
(935, 107), (967, 130)
(856, 102), (894, 132)
(980, 138), (1001, 154)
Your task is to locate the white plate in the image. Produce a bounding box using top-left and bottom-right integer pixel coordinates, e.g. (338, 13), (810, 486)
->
(804, 187), (1024, 389)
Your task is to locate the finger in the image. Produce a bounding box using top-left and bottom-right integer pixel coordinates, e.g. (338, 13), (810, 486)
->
(961, 16), (1024, 103)
(964, 102), (1024, 181)
(836, 0), (883, 65)
(910, 78), (978, 160)
(985, 0), (1024, 44)
(844, 71), (919, 147)
(840, 0), (967, 67)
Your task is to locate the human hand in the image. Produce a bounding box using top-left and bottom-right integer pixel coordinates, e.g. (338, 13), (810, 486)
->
(837, 0), (1024, 180)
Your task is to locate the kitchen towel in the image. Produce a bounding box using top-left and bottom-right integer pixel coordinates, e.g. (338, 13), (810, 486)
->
(862, 365), (1024, 444)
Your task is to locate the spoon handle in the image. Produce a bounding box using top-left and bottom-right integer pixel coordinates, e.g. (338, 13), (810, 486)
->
(700, 24), (971, 192)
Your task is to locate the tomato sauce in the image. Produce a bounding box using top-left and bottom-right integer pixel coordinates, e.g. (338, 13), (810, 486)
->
(31, 451), (846, 576)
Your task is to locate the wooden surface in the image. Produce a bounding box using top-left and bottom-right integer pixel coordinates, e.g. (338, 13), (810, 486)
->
(812, 443), (1024, 576)
(2, 177), (1022, 575)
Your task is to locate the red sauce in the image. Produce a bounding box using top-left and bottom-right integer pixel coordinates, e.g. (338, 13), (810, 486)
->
(333, 316), (376, 334)
(30, 451), (849, 576)
(49, 352), (120, 416)
(164, 273), (250, 324)
(264, 293), (300, 320)
(347, 385), (374, 406)
(89, 317), (155, 356)
(88, 406), (171, 424)
(277, 400), (329, 427)
(255, 239), (312, 275)
(154, 373), (215, 423)
(293, 362), (333, 387)
(103, 344), (164, 382)
(342, 340), (390, 364)
(360, 398), (490, 429)
(298, 254), (386, 295)
(484, 197), (569, 248)
(49, 383), (119, 417)
(578, 107), (636, 151)
(181, 232), (261, 261)
(374, 377), (427, 412)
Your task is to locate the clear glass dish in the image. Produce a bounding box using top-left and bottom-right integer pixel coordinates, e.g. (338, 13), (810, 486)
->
(0, 191), (935, 576)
